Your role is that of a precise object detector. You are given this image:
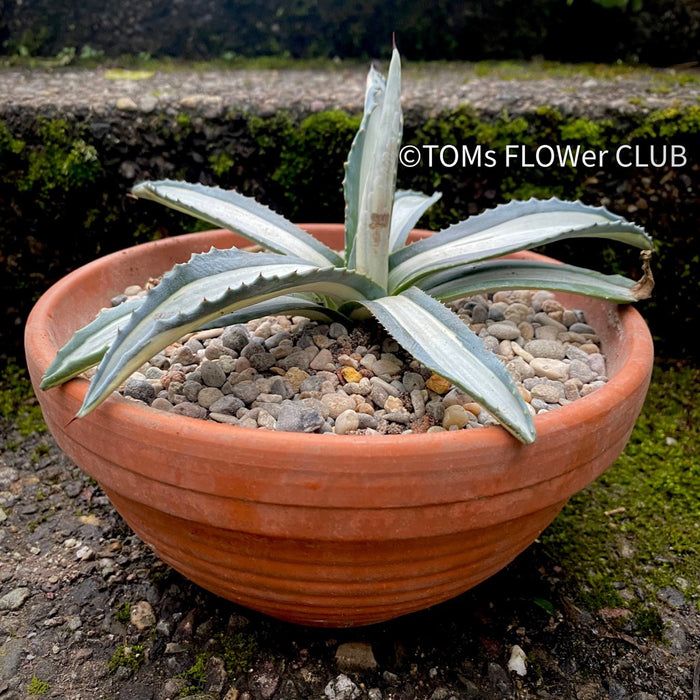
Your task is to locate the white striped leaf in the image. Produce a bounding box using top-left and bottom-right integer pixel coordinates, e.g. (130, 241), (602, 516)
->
(350, 48), (403, 290)
(132, 180), (343, 267)
(343, 64), (386, 266)
(41, 294), (346, 390)
(360, 286), (536, 443)
(389, 198), (653, 291)
(41, 297), (142, 390)
(389, 190), (442, 252)
(79, 249), (382, 416)
(419, 259), (650, 303)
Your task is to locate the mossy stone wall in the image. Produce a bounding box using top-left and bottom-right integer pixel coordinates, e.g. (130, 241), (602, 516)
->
(1, 103), (698, 362)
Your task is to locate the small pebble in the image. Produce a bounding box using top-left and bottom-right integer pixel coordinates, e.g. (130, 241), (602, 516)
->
(208, 395), (245, 415)
(231, 381), (261, 404)
(568, 358), (596, 383)
(487, 321), (521, 340)
(426, 373), (451, 394)
(221, 325), (249, 352)
(531, 383), (565, 404)
(569, 322), (596, 334)
(171, 402), (208, 419)
(402, 371), (425, 391)
(275, 402), (324, 432)
(384, 396), (404, 413)
(341, 366), (362, 383)
(170, 345), (198, 365)
(321, 392), (356, 419)
(371, 358), (402, 377)
(329, 322), (348, 339)
(310, 348), (334, 371)
(524, 339), (567, 360)
(530, 358), (569, 382)
(335, 409), (360, 434)
(198, 387), (224, 408)
(442, 404), (469, 430)
(257, 409), (277, 430)
(124, 378), (155, 405)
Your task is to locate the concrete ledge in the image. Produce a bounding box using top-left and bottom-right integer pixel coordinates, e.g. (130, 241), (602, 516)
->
(2, 66), (699, 120)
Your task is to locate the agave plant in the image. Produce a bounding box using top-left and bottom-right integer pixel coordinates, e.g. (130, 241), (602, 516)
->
(41, 47), (653, 443)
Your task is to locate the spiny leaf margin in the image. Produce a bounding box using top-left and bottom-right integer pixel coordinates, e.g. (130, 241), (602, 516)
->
(419, 259), (643, 303)
(40, 294), (348, 390)
(132, 180), (343, 267)
(388, 197), (653, 291)
(359, 286), (536, 443)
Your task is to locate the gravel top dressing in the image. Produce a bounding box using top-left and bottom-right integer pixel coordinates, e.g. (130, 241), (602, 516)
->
(104, 284), (610, 436)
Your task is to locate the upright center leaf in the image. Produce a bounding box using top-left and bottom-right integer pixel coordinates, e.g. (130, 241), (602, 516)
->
(353, 47), (403, 291)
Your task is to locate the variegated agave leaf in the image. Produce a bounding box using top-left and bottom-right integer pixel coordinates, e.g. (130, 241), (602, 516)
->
(78, 249), (383, 416)
(345, 47), (403, 290)
(361, 286), (535, 443)
(390, 190), (442, 252)
(388, 198), (653, 291)
(133, 180), (342, 267)
(419, 257), (653, 303)
(40, 294), (346, 390)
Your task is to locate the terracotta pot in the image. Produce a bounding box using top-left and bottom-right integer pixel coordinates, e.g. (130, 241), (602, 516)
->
(25, 225), (654, 627)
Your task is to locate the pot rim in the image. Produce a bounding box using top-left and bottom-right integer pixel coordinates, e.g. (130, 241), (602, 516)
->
(25, 225), (655, 466)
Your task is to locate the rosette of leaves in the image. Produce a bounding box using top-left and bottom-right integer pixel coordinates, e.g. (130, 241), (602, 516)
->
(41, 47), (653, 443)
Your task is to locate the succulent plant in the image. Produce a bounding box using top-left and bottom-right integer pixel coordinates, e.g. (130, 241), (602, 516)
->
(41, 47), (653, 443)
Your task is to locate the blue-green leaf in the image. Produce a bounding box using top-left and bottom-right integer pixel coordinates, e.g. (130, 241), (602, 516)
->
(420, 258), (649, 303)
(360, 286), (536, 443)
(390, 190), (441, 252)
(132, 180), (343, 267)
(389, 198), (653, 291)
(79, 249), (381, 416)
(40, 294), (348, 390)
(40, 297), (141, 390)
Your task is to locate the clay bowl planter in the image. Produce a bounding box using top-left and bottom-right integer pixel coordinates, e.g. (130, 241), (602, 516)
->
(25, 224), (654, 627)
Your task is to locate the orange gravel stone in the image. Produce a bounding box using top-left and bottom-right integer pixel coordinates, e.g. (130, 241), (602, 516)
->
(426, 373), (451, 394)
(341, 366), (362, 384)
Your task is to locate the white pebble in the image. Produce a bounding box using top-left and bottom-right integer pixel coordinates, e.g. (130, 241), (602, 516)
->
(334, 409), (360, 435)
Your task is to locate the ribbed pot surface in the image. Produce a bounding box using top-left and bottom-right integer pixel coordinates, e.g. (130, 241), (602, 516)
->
(25, 225), (654, 627)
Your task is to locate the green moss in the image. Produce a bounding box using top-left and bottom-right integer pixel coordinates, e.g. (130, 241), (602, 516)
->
(18, 118), (101, 193)
(209, 152), (235, 177)
(115, 602), (132, 624)
(108, 644), (145, 675)
(634, 608), (664, 640)
(628, 105), (700, 139)
(272, 110), (360, 220)
(0, 121), (25, 155)
(463, 59), (700, 84)
(0, 362), (46, 435)
(32, 444), (50, 459)
(248, 112), (295, 154)
(540, 364), (700, 615)
(218, 629), (260, 676)
(27, 676), (50, 695)
(173, 112), (193, 141)
(178, 653), (211, 695)
(28, 512), (51, 533)
(559, 118), (609, 146)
